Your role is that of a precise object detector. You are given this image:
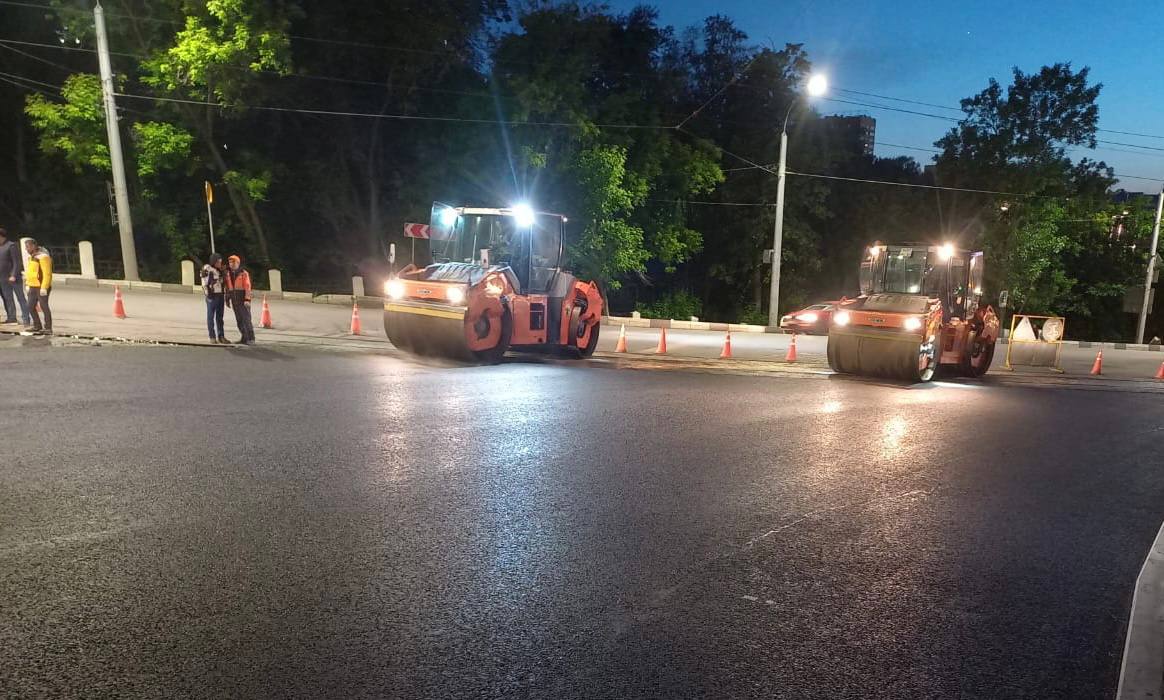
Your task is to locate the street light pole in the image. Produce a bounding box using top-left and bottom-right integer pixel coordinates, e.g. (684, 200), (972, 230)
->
(768, 74), (826, 327)
(767, 106), (793, 328)
(1136, 187), (1163, 344)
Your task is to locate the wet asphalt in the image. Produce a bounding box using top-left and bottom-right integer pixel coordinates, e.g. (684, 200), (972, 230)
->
(2, 344), (1163, 699)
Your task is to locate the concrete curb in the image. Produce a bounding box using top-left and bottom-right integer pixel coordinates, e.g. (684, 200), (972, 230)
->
(1117, 520), (1164, 700)
(52, 274), (383, 307)
(602, 315), (787, 334)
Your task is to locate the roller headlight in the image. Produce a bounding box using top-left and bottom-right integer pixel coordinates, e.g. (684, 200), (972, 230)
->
(833, 311), (851, 326)
(903, 316), (923, 331)
(445, 286), (466, 305)
(385, 279), (405, 300)
(797, 312), (819, 323)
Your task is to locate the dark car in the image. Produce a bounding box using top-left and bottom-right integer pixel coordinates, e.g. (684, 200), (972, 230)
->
(779, 301), (839, 335)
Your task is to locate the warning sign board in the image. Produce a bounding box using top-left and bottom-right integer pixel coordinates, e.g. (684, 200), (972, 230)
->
(403, 223), (431, 239)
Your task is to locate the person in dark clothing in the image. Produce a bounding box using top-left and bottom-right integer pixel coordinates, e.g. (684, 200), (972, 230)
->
(225, 254), (255, 344)
(0, 228), (30, 326)
(201, 253), (229, 344)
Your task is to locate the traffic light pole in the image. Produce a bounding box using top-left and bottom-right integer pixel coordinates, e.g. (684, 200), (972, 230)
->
(94, 2), (139, 280)
(1136, 187), (1163, 344)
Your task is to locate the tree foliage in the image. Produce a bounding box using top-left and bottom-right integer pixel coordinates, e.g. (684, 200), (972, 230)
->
(0, 2), (1153, 337)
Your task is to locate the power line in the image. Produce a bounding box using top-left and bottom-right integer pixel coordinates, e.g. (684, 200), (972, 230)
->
(675, 54), (759, 129)
(0, 68), (64, 90)
(879, 141), (940, 154)
(786, 170), (1043, 197)
(835, 87), (962, 113)
(0, 40), (77, 72)
(113, 91), (675, 129)
(822, 96), (960, 122)
(1097, 139), (1164, 153)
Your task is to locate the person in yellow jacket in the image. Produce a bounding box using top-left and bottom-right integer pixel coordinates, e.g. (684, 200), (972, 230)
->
(24, 238), (52, 335)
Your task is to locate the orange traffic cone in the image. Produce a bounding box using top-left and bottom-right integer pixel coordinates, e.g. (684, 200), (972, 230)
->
(112, 285), (126, 319)
(719, 330), (733, 359)
(1154, 361), (1164, 380)
(350, 302), (362, 335)
(655, 327), (667, 354)
(259, 296), (273, 329)
(785, 333), (798, 362)
(614, 324), (628, 353)
(1089, 350), (1103, 375)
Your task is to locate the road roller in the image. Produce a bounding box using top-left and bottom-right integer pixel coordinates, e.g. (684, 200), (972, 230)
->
(827, 242), (999, 382)
(383, 202), (603, 362)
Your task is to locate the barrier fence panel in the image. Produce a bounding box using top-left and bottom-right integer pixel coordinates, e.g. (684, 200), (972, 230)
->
(1004, 314), (1065, 373)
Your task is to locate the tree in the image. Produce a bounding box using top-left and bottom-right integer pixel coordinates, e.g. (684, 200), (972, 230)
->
(933, 63), (1142, 337)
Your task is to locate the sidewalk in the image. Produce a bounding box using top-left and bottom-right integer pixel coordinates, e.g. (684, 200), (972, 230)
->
(5, 285), (1164, 381)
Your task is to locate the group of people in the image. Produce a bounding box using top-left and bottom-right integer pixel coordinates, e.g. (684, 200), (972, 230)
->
(0, 228), (53, 335)
(201, 253), (255, 345)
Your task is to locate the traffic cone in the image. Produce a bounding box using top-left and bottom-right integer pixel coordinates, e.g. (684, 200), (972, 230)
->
(1089, 350), (1103, 375)
(259, 296), (273, 329)
(350, 302), (362, 335)
(655, 327), (667, 354)
(785, 333), (798, 362)
(112, 285), (126, 319)
(719, 330), (733, 359)
(614, 325), (628, 353)
(1154, 361), (1164, 380)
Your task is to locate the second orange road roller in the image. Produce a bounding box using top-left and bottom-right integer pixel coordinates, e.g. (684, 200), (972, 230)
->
(383, 202), (603, 362)
(827, 242), (999, 382)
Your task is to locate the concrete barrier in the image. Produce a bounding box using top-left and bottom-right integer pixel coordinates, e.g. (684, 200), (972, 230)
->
(79, 241), (96, 279)
(180, 260), (195, 287)
(352, 276), (365, 298)
(268, 269), (283, 295)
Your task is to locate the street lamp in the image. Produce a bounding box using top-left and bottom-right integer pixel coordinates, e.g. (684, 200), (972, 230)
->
(768, 72), (828, 327)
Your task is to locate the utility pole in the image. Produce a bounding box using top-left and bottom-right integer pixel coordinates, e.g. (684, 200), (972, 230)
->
(94, 2), (139, 280)
(1136, 187), (1163, 344)
(767, 130), (787, 327)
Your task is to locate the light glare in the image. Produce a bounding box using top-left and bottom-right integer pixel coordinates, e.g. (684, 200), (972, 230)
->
(512, 203), (535, 228)
(834, 311), (851, 326)
(806, 74), (828, 97)
(385, 279), (405, 300)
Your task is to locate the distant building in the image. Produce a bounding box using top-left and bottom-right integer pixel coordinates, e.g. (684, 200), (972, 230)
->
(821, 115), (876, 156)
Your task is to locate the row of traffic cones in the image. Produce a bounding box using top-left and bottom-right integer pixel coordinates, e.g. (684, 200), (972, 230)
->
(110, 285), (363, 337)
(1088, 350), (1164, 380)
(612, 324), (799, 362)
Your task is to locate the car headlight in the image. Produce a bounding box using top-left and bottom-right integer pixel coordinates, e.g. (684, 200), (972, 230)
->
(833, 311), (851, 326)
(903, 316), (923, 331)
(445, 286), (466, 305)
(797, 312), (819, 323)
(385, 279), (405, 300)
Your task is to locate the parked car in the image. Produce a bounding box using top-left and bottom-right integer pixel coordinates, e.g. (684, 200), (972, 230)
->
(779, 301), (840, 334)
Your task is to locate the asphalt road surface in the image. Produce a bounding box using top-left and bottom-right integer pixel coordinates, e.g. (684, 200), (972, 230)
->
(3, 344), (1163, 699)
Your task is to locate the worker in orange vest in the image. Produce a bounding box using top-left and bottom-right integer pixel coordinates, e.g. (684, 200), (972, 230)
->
(225, 254), (255, 345)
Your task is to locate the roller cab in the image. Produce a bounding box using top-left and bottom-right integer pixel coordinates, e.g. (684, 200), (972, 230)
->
(828, 243), (999, 382)
(384, 203), (603, 362)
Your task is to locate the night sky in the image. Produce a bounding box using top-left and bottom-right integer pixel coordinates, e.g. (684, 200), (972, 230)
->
(608, 0), (1164, 192)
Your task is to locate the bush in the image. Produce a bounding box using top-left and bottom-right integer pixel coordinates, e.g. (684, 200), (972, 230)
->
(636, 290), (702, 320)
(737, 305), (769, 326)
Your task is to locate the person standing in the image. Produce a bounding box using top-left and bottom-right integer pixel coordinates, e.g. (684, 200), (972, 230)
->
(201, 253), (229, 344)
(23, 238), (52, 335)
(0, 228), (30, 326)
(225, 254), (255, 345)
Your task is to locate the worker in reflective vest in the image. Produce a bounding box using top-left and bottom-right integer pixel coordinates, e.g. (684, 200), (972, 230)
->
(225, 254), (255, 345)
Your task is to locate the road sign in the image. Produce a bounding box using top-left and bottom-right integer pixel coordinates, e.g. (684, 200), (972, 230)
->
(999, 290), (1009, 308)
(204, 180), (214, 204)
(403, 223), (430, 239)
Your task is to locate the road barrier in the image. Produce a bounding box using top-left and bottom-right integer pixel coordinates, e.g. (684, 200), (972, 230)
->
(1004, 314), (1065, 373)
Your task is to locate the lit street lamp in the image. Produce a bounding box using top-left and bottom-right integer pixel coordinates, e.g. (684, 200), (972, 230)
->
(768, 73), (828, 327)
